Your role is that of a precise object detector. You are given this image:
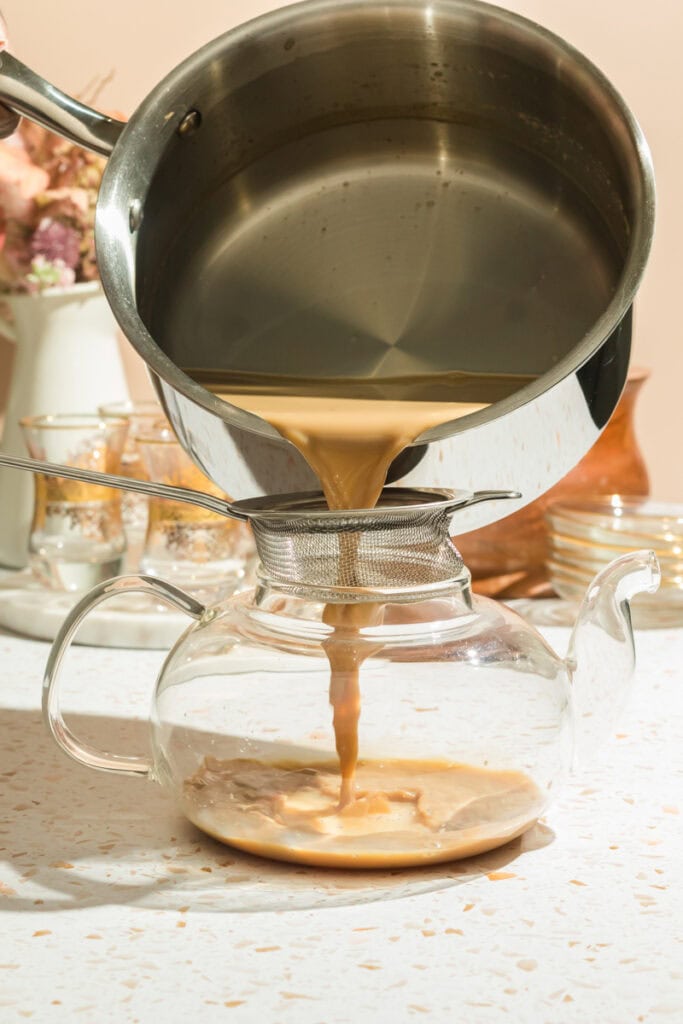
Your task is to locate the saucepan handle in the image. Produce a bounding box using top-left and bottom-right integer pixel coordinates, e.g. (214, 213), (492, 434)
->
(42, 575), (207, 778)
(0, 23), (19, 139)
(0, 51), (125, 155)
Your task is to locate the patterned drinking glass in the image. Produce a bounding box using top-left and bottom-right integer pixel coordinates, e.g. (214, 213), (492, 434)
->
(20, 414), (128, 591)
(98, 399), (165, 567)
(134, 421), (254, 601)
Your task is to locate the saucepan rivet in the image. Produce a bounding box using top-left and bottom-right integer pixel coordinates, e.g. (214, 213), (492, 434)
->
(128, 199), (143, 233)
(178, 110), (202, 137)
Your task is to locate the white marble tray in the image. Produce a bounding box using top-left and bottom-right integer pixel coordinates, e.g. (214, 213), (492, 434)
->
(0, 570), (190, 649)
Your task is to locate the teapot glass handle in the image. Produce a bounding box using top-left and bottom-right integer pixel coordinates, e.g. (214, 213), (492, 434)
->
(42, 575), (206, 778)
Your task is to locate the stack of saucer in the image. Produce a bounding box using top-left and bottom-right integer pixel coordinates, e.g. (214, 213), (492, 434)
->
(545, 497), (683, 628)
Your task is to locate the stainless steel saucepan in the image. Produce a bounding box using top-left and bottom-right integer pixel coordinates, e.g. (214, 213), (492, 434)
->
(0, 0), (654, 530)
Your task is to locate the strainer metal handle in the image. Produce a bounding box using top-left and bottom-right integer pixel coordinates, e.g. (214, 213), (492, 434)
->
(0, 451), (250, 520)
(0, 451), (519, 522)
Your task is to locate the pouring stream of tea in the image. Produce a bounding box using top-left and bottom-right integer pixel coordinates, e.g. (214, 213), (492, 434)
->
(194, 382), (493, 806)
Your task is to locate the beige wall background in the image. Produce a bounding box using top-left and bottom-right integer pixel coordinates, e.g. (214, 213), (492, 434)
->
(1, 0), (681, 496)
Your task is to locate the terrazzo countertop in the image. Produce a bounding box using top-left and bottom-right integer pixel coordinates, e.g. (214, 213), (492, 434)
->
(1, 623), (681, 1023)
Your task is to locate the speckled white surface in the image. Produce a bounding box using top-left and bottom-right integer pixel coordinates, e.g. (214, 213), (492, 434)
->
(1, 624), (681, 1022)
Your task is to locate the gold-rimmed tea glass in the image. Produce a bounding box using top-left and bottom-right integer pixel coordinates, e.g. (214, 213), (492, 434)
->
(98, 399), (165, 566)
(134, 421), (253, 601)
(20, 414), (128, 591)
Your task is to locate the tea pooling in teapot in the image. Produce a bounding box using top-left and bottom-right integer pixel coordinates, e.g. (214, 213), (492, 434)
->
(180, 372), (545, 865)
(183, 757), (544, 868)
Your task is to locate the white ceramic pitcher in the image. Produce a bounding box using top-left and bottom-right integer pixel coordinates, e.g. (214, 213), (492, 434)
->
(0, 281), (129, 568)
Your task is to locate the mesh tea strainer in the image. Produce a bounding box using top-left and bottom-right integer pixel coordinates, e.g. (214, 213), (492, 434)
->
(0, 452), (517, 592)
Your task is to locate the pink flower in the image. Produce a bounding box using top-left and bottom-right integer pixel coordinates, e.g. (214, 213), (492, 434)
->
(29, 217), (80, 270)
(0, 142), (49, 221)
(0, 109), (111, 292)
(39, 187), (89, 218)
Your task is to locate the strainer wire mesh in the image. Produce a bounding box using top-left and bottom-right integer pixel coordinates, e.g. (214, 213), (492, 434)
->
(250, 499), (464, 590)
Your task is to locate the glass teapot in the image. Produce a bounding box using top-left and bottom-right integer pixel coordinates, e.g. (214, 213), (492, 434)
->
(43, 488), (660, 869)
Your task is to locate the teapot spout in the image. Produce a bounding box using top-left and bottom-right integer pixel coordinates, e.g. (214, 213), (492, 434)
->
(566, 550), (660, 768)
